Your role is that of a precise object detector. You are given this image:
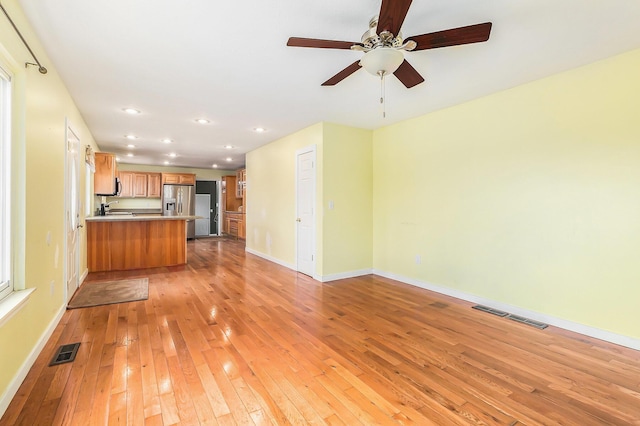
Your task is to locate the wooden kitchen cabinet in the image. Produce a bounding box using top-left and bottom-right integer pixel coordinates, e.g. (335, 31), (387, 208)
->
(222, 175), (240, 212)
(94, 152), (118, 195)
(162, 173), (195, 185)
(223, 171), (245, 239)
(238, 216), (245, 239)
(133, 173), (148, 197)
(118, 171), (134, 197)
(225, 211), (244, 239)
(236, 168), (246, 199)
(118, 171), (162, 198)
(147, 173), (161, 197)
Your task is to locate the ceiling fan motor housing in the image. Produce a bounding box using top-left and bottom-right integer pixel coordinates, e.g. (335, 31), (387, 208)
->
(359, 17), (404, 51)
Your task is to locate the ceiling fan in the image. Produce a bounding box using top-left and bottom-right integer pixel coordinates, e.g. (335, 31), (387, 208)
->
(287, 0), (492, 88)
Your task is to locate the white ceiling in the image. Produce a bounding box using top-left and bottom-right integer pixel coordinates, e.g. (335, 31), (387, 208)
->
(18, 0), (640, 170)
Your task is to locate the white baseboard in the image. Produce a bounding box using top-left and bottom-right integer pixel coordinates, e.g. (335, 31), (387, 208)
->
(244, 248), (373, 283)
(320, 269), (373, 283)
(0, 304), (66, 418)
(79, 268), (88, 286)
(245, 247), (296, 271)
(373, 269), (640, 351)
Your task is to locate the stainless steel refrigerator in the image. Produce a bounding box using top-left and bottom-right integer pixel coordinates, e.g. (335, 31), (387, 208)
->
(162, 184), (196, 239)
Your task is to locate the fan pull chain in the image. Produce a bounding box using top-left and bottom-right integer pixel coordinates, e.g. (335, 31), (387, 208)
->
(379, 71), (386, 119)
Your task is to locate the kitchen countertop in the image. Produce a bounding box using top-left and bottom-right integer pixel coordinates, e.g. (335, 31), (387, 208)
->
(86, 214), (200, 222)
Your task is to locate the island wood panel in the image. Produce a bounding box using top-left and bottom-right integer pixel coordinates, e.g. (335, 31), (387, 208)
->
(87, 219), (186, 272)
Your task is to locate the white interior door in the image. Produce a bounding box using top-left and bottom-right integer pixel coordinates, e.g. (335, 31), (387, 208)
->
(296, 146), (316, 276)
(65, 122), (81, 301)
(195, 194), (211, 236)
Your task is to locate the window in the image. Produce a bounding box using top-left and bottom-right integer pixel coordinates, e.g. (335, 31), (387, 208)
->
(0, 63), (12, 301)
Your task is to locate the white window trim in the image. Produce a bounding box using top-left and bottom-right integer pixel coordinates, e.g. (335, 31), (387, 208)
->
(0, 62), (12, 302)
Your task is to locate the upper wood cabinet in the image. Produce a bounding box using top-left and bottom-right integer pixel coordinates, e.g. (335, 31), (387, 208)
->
(118, 171), (134, 197)
(94, 152), (118, 195)
(133, 173), (148, 197)
(162, 173), (195, 185)
(222, 175), (240, 212)
(147, 173), (161, 197)
(117, 171), (162, 198)
(236, 168), (246, 199)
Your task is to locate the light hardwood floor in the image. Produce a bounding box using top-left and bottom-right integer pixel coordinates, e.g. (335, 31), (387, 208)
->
(2, 238), (639, 425)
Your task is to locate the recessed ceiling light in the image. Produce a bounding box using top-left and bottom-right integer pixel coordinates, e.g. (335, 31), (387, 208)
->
(168, 153), (177, 158)
(164, 161), (170, 165)
(126, 153), (134, 157)
(162, 138), (173, 144)
(115, 156), (121, 162)
(125, 134), (138, 140)
(253, 127), (266, 133)
(224, 145), (234, 149)
(212, 164), (218, 168)
(127, 144), (135, 148)
(123, 108), (141, 115)
(226, 157), (232, 162)
(195, 118), (210, 124)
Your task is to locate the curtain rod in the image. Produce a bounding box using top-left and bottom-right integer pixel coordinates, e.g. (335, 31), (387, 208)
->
(0, 2), (47, 74)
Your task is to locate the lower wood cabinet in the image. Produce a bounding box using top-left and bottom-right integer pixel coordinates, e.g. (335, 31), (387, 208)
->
(224, 212), (245, 239)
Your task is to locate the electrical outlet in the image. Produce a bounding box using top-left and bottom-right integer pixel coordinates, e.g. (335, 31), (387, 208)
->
(50, 280), (55, 296)
(415, 255), (421, 265)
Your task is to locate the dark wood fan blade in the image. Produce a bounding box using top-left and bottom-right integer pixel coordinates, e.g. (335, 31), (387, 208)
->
(408, 22), (492, 51)
(377, 0), (413, 36)
(287, 37), (357, 50)
(322, 61), (362, 86)
(393, 60), (424, 88)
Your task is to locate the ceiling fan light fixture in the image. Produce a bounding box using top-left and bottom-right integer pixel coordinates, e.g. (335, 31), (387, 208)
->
(360, 47), (404, 76)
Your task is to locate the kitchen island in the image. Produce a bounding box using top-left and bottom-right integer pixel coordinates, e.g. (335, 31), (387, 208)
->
(86, 215), (197, 272)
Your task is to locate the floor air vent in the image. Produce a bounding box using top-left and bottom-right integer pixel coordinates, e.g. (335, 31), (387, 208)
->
(472, 306), (548, 330)
(472, 305), (508, 317)
(506, 314), (548, 330)
(50, 342), (80, 366)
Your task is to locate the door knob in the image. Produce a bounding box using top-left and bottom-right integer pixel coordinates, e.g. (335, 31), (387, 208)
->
(296, 218), (301, 222)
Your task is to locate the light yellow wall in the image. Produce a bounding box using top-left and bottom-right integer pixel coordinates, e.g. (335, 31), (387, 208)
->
(0, 0), (98, 399)
(322, 123), (373, 275)
(246, 123), (323, 270)
(246, 122), (373, 278)
(373, 49), (640, 339)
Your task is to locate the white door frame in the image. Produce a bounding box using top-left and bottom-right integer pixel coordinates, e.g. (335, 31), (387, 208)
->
(64, 119), (81, 302)
(295, 144), (317, 278)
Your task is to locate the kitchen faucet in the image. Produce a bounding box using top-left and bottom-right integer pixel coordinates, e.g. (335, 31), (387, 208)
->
(99, 200), (118, 216)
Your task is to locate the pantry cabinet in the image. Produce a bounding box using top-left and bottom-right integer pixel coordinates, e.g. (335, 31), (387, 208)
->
(223, 168), (246, 239)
